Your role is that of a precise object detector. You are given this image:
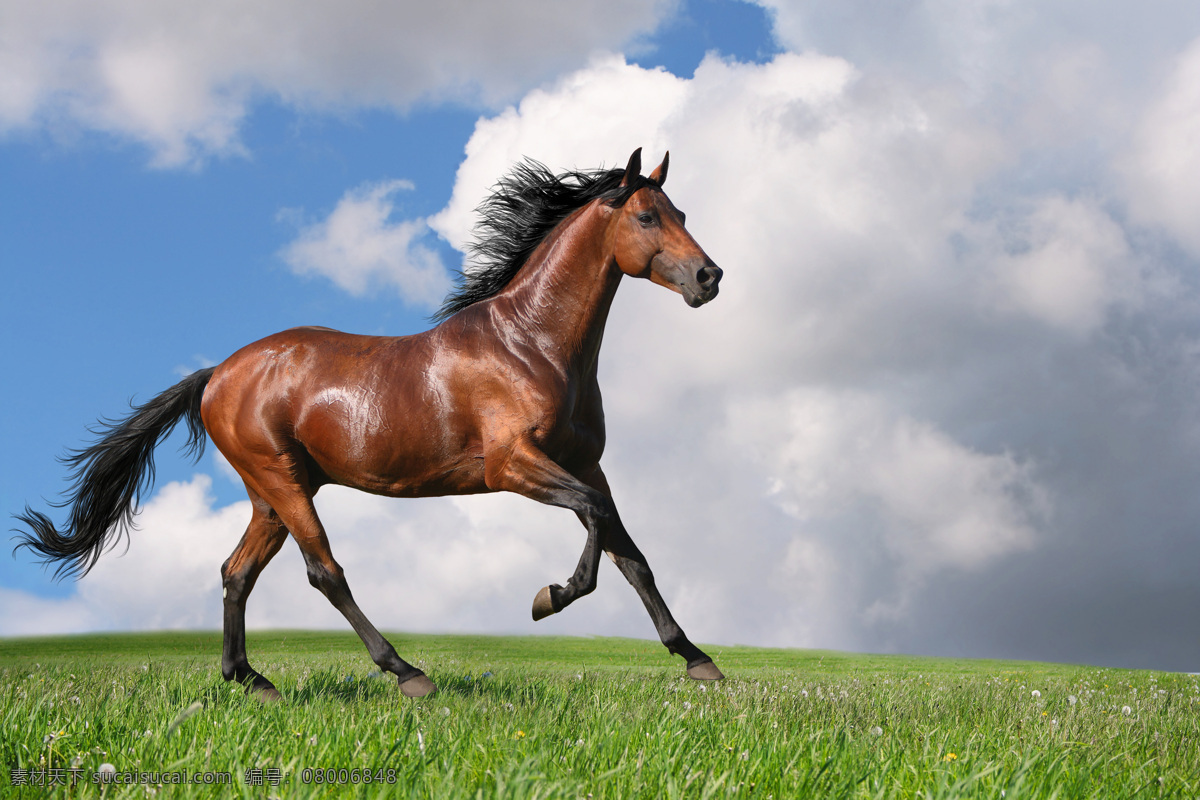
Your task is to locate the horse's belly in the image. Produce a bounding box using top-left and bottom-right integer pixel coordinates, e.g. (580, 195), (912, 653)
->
(298, 399), (488, 497)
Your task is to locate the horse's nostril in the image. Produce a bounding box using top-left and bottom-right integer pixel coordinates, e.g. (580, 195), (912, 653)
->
(696, 265), (722, 288)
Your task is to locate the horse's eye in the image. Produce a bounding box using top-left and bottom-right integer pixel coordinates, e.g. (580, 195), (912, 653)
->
(637, 213), (655, 227)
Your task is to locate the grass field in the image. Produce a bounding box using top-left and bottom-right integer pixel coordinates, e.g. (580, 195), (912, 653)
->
(1, 631), (1197, 798)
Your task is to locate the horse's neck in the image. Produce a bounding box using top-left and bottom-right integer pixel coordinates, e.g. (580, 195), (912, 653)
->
(500, 203), (622, 372)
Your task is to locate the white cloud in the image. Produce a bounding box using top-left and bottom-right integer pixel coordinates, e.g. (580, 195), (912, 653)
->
(973, 196), (1140, 336)
(280, 180), (450, 305)
(729, 389), (1045, 617)
(1122, 36), (1200, 258)
(429, 54), (692, 250)
(0, 0), (674, 166)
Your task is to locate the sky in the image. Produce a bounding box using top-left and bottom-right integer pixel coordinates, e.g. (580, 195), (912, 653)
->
(3, 0), (1200, 672)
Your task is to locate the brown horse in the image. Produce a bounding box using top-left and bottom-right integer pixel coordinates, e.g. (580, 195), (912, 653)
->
(15, 148), (724, 699)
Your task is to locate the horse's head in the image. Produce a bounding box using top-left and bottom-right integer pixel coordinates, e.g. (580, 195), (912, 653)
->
(609, 148), (722, 308)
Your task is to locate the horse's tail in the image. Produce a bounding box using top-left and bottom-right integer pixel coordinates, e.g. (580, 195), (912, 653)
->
(12, 366), (217, 580)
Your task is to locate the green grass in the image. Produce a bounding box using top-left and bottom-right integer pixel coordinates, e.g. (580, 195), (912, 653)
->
(2, 631), (1197, 798)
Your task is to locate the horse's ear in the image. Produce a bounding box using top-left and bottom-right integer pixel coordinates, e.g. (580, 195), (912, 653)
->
(648, 151), (669, 187)
(620, 147), (643, 187)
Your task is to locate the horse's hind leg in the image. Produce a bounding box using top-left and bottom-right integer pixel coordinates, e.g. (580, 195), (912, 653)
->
(262, 489), (436, 698)
(221, 494), (289, 700)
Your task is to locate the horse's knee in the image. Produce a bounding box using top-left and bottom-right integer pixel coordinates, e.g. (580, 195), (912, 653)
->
(305, 560), (347, 599)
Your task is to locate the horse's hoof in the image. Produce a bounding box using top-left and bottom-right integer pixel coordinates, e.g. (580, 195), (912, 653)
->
(532, 586), (556, 621)
(251, 685), (283, 703)
(687, 661), (725, 681)
(399, 673), (437, 698)
(245, 674), (282, 702)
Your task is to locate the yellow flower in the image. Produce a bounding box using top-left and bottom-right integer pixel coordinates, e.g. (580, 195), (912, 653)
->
(943, 753), (958, 762)
(515, 730), (526, 740)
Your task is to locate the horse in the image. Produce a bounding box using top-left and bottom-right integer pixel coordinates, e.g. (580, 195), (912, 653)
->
(14, 148), (725, 700)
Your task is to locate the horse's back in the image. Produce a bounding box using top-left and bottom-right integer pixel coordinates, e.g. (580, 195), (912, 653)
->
(202, 326), (489, 496)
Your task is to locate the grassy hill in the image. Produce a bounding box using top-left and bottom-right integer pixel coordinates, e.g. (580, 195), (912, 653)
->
(2, 631), (1196, 798)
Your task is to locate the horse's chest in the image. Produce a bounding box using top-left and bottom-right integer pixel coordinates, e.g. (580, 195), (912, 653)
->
(530, 388), (605, 469)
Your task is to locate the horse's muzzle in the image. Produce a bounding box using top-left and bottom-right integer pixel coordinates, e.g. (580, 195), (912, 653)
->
(683, 263), (723, 307)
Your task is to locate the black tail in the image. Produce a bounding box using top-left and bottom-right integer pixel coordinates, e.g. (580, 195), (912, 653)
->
(12, 367), (217, 580)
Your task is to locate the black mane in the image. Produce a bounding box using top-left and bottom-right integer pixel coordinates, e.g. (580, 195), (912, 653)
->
(433, 159), (648, 322)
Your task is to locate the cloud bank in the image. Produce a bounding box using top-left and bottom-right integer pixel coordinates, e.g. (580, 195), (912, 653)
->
(0, 0), (674, 166)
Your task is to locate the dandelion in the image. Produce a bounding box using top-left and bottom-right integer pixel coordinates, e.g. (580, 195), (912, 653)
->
(441, 707), (450, 717)
(870, 726), (883, 737)
(1069, 695), (1078, 706)
(1031, 690), (1041, 698)
(800, 690), (809, 698)
(943, 753), (958, 762)
(515, 730), (526, 740)
(1122, 706), (1132, 716)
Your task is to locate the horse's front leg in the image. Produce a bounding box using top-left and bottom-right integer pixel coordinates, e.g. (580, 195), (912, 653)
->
(577, 466), (723, 680)
(531, 518), (601, 620)
(485, 444), (722, 680)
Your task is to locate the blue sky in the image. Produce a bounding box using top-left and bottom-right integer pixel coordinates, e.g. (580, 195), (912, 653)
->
(5, 0), (1200, 672)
